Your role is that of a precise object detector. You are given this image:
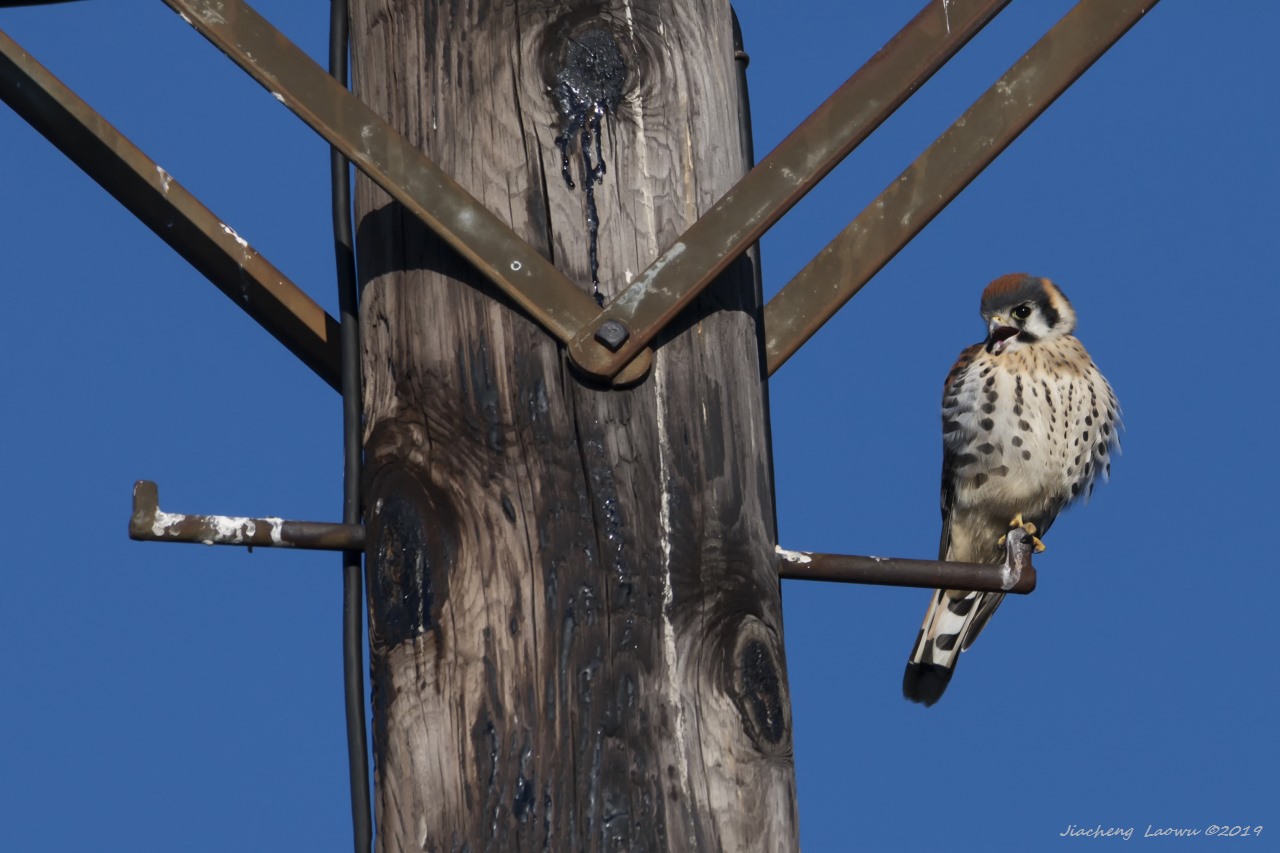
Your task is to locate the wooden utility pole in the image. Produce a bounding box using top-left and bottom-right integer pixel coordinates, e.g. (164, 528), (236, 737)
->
(351, 0), (797, 848)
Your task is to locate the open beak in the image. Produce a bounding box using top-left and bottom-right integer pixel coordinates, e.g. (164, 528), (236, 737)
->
(986, 319), (1019, 354)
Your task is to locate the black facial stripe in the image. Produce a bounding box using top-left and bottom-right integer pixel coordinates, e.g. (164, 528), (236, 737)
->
(1017, 330), (1039, 344)
(1039, 298), (1060, 329)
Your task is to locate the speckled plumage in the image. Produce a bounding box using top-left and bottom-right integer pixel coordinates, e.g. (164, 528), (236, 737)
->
(903, 274), (1120, 706)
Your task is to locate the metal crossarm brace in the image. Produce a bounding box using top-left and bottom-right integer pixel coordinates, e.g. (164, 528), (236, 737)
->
(161, 0), (653, 386)
(763, 0), (1161, 375)
(0, 27), (343, 389)
(2, 0), (1158, 392)
(563, 0), (1013, 379)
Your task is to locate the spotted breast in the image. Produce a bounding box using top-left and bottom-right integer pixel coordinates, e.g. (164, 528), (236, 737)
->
(941, 334), (1118, 563)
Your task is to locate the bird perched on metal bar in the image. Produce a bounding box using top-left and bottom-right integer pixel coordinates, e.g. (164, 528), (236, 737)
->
(903, 274), (1120, 706)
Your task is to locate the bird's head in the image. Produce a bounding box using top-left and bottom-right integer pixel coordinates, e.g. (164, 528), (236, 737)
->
(979, 274), (1077, 355)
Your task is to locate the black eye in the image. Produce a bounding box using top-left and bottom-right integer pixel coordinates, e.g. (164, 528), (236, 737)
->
(1012, 304), (1033, 320)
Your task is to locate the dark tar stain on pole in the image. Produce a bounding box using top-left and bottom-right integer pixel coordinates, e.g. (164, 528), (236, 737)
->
(552, 28), (627, 307)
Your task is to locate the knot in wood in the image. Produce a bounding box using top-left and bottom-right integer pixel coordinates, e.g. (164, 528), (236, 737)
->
(551, 28), (627, 130)
(732, 618), (791, 751)
(365, 466), (454, 649)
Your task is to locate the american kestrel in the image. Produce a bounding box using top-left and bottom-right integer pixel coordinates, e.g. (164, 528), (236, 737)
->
(903, 274), (1120, 706)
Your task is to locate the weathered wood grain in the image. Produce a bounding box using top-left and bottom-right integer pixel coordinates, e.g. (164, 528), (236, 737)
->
(351, 1), (797, 849)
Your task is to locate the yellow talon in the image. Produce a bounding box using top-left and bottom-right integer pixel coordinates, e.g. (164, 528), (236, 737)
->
(1008, 513), (1037, 535)
(999, 512), (1045, 551)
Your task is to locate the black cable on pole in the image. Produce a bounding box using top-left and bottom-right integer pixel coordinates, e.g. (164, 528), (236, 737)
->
(0, 1), (88, 7)
(731, 7), (779, 544)
(329, 0), (371, 850)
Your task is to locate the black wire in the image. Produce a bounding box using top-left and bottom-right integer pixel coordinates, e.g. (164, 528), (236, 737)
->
(731, 6), (779, 547)
(0, 1), (87, 7)
(329, 1), (371, 850)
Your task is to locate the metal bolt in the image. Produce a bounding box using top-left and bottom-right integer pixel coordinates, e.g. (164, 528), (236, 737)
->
(595, 320), (630, 351)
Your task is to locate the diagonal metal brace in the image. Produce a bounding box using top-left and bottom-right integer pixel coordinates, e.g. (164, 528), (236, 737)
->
(161, 0), (651, 386)
(0, 27), (342, 390)
(775, 526), (1037, 594)
(129, 480), (364, 551)
(764, 0), (1161, 374)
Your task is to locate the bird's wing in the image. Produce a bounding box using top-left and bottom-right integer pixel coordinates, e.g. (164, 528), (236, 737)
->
(936, 343), (983, 561)
(906, 344), (997, 705)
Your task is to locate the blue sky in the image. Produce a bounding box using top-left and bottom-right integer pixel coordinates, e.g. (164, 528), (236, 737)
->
(2, 1), (1275, 851)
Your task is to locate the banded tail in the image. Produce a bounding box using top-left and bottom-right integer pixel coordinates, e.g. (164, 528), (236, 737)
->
(902, 589), (1004, 706)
